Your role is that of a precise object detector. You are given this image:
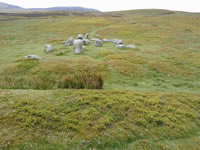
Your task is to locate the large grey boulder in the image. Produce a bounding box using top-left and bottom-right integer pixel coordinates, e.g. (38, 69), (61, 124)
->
(126, 45), (136, 49)
(84, 33), (89, 39)
(73, 39), (83, 54)
(94, 39), (102, 47)
(45, 44), (54, 53)
(83, 39), (90, 45)
(77, 34), (83, 40)
(116, 44), (126, 49)
(65, 37), (74, 46)
(24, 55), (41, 60)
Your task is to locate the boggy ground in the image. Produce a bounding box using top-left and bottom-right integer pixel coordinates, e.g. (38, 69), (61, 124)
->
(0, 9), (200, 149)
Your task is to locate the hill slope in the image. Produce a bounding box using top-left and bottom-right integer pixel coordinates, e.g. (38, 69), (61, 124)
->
(0, 2), (25, 12)
(29, 6), (100, 12)
(0, 9), (200, 150)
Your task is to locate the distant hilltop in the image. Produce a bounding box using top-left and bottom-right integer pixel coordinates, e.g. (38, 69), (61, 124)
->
(29, 7), (100, 12)
(0, 2), (25, 12)
(0, 2), (100, 13)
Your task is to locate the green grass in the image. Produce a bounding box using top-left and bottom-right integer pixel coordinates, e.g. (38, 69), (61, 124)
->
(0, 9), (200, 149)
(0, 89), (200, 150)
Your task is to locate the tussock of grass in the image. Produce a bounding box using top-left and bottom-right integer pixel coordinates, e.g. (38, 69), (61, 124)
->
(0, 59), (105, 89)
(59, 72), (103, 89)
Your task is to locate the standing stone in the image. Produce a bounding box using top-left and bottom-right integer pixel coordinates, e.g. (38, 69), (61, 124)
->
(83, 39), (90, 45)
(84, 33), (89, 39)
(94, 39), (102, 47)
(45, 44), (54, 53)
(77, 34), (83, 40)
(24, 55), (41, 60)
(65, 37), (74, 46)
(73, 39), (83, 54)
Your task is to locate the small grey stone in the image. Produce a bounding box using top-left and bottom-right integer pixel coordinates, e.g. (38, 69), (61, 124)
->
(126, 45), (136, 49)
(83, 39), (90, 45)
(24, 55), (41, 60)
(45, 44), (54, 53)
(94, 39), (102, 47)
(73, 39), (83, 54)
(117, 40), (123, 45)
(116, 44), (126, 49)
(102, 38), (110, 42)
(111, 39), (121, 44)
(65, 37), (74, 46)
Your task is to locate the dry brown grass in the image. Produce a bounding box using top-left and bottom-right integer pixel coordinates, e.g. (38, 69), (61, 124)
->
(0, 59), (106, 89)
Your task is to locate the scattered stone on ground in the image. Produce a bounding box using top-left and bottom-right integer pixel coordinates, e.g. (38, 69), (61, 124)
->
(111, 39), (120, 44)
(126, 45), (136, 49)
(114, 39), (125, 49)
(65, 37), (74, 46)
(116, 44), (126, 49)
(44, 34), (135, 55)
(45, 44), (54, 53)
(73, 39), (83, 54)
(83, 39), (90, 45)
(94, 39), (102, 47)
(77, 34), (83, 40)
(102, 38), (110, 42)
(24, 55), (41, 60)
(116, 40), (123, 45)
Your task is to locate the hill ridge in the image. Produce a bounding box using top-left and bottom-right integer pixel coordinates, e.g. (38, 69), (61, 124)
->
(0, 1), (100, 12)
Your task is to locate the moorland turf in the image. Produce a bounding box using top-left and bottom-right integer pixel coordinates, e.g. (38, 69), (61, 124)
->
(0, 9), (200, 149)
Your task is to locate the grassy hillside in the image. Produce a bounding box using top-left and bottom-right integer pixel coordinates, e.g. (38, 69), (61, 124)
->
(0, 9), (200, 149)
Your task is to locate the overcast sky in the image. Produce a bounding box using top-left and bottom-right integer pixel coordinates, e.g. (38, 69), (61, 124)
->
(1, 0), (200, 12)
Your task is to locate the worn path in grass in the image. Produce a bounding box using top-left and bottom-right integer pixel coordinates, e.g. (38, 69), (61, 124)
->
(90, 24), (115, 38)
